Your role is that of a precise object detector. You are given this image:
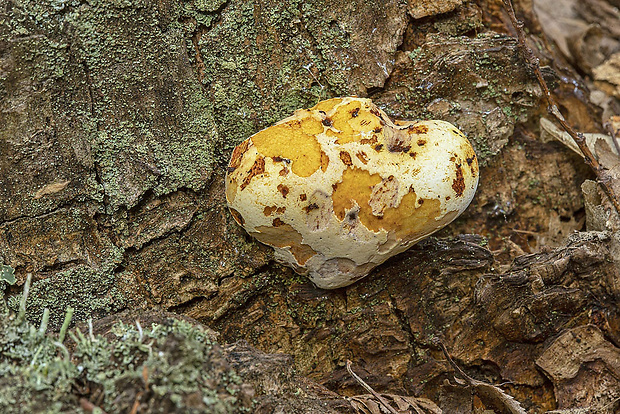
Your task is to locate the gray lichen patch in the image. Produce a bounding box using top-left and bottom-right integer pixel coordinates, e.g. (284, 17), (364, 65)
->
(6, 265), (126, 330)
(192, 0), (408, 152)
(1, 0), (220, 218)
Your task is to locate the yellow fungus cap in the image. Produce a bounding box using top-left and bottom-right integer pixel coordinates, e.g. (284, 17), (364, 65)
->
(226, 97), (479, 289)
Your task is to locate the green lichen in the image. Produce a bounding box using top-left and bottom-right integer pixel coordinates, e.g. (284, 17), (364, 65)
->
(1, 264), (16, 286)
(195, 0), (354, 153)
(1, 286), (250, 413)
(7, 265), (125, 331)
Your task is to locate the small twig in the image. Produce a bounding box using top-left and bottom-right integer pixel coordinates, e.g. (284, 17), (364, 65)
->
(346, 360), (400, 414)
(79, 397), (108, 414)
(604, 121), (620, 157)
(129, 391), (143, 414)
(501, 0), (620, 216)
(434, 339), (477, 386)
(511, 228), (540, 236)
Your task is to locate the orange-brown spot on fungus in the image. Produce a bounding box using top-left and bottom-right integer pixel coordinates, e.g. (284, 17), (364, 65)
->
(356, 151), (369, 164)
(374, 144), (383, 152)
(276, 206), (286, 214)
(251, 116), (323, 177)
(277, 184), (289, 198)
(360, 135), (378, 145)
(320, 151), (329, 172)
(228, 139), (249, 172)
(409, 152), (417, 159)
(240, 156), (265, 190)
(303, 203), (319, 213)
(299, 193), (307, 201)
(339, 151), (353, 166)
(467, 154), (479, 176)
(263, 206), (277, 216)
(450, 156), (456, 162)
(253, 224), (317, 265)
(332, 168), (441, 241)
(272, 218), (285, 227)
(387, 137), (411, 153)
(452, 164), (465, 197)
(409, 124), (429, 134)
(417, 139), (426, 146)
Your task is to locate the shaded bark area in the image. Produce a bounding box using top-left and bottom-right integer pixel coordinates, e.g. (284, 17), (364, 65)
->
(2, 0), (620, 412)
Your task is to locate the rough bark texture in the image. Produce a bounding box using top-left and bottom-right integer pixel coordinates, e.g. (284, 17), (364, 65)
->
(1, 0), (620, 412)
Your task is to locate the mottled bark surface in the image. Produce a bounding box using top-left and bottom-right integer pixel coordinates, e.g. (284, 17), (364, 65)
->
(1, 0), (620, 412)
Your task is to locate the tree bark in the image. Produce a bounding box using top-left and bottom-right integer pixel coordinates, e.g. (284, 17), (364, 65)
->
(1, 0), (619, 412)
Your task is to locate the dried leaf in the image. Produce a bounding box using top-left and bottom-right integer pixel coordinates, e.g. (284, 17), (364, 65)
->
(536, 325), (620, 411)
(470, 382), (527, 414)
(350, 394), (442, 414)
(540, 117), (619, 162)
(582, 180), (620, 232)
(534, 0), (620, 75)
(541, 116), (620, 219)
(537, 209), (585, 247)
(438, 340), (527, 414)
(33, 180), (71, 199)
(593, 52), (620, 98)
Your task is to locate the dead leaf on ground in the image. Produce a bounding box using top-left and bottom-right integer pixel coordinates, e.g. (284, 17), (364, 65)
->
(594, 52), (620, 98)
(540, 117), (619, 160)
(533, 0), (620, 74)
(349, 394), (442, 414)
(540, 117), (620, 226)
(33, 180), (71, 199)
(437, 340), (527, 414)
(536, 325), (620, 412)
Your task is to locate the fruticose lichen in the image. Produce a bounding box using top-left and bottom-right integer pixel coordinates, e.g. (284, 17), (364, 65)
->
(0, 302), (251, 413)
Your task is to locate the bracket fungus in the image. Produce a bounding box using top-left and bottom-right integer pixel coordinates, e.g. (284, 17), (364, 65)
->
(225, 97), (479, 289)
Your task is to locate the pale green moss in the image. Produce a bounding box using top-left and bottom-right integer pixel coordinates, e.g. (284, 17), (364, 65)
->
(0, 295), (250, 413)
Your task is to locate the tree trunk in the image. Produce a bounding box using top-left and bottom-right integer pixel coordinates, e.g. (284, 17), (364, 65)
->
(1, 0), (619, 412)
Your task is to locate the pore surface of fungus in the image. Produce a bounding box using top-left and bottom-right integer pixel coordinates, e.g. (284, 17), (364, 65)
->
(226, 97), (479, 289)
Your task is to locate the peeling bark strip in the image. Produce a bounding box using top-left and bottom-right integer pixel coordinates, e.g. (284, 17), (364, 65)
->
(409, 124), (429, 134)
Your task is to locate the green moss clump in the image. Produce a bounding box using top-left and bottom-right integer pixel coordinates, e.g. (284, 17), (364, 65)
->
(0, 302), (251, 413)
